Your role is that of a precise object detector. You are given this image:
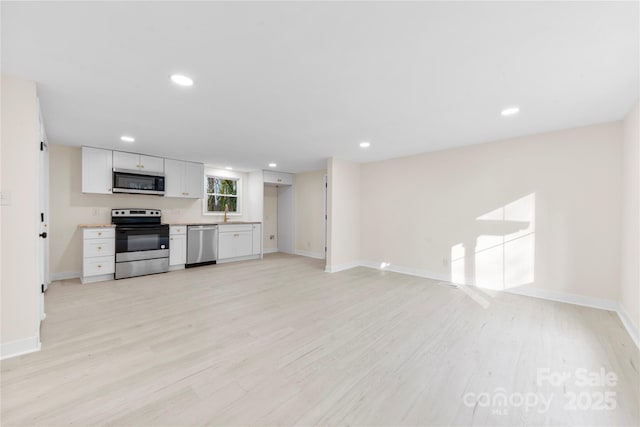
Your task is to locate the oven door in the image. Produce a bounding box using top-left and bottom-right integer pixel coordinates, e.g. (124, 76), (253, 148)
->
(115, 225), (170, 262)
(112, 169), (165, 195)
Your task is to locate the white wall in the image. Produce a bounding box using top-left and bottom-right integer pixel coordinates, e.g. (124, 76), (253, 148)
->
(295, 169), (326, 258)
(326, 158), (361, 271)
(621, 101), (639, 334)
(1, 75), (41, 357)
(49, 144), (251, 276)
(263, 185), (278, 252)
(359, 122), (622, 301)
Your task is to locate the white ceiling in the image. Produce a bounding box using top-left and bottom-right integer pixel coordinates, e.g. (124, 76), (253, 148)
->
(2, 1), (638, 173)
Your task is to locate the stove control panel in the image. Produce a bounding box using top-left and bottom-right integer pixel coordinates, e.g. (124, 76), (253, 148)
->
(112, 209), (161, 217)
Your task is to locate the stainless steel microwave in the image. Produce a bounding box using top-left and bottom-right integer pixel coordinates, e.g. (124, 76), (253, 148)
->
(112, 169), (165, 195)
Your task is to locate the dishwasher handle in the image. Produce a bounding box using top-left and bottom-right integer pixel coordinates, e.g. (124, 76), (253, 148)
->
(188, 225), (218, 231)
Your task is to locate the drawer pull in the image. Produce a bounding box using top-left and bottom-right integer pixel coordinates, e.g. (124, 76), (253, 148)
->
(97, 265), (102, 268)
(277, 179), (282, 182)
(98, 246), (102, 250)
(98, 232), (102, 236)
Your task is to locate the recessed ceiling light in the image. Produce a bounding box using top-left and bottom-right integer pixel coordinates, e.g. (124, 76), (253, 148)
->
(268, 163), (277, 168)
(170, 74), (194, 86)
(225, 166), (233, 170)
(359, 141), (371, 148)
(120, 135), (135, 142)
(501, 106), (520, 116)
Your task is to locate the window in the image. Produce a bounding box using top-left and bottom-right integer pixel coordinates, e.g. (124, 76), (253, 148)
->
(205, 176), (239, 213)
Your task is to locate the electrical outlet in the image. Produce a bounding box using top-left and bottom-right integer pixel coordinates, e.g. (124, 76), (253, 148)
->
(0, 191), (11, 206)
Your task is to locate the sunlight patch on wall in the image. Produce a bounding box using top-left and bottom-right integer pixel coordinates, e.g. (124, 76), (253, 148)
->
(451, 193), (535, 290)
(451, 243), (465, 284)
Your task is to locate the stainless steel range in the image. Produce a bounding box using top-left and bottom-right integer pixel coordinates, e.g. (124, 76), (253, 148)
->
(112, 209), (169, 279)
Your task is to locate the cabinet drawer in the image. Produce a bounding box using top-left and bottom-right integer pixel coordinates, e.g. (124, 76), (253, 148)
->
(83, 239), (115, 258)
(170, 226), (187, 235)
(83, 228), (115, 239)
(218, 224), (253, 233)
(263, 171), (293, 185)
(83, 255), (115, 277)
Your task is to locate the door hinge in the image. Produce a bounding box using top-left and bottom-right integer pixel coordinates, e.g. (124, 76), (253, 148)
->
(41, 284), (45, 293)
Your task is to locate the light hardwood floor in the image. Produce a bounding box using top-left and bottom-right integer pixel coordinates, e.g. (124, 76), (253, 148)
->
(1, 254), (638, 426)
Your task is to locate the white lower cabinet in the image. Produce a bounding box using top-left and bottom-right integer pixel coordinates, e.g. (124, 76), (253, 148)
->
(81, 227), (115, 284)
(218, 223), (262, 261)
(169, 226), (187, 269)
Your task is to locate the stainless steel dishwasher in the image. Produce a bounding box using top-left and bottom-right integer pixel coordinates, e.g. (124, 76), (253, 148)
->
(186, 225), (218, 267)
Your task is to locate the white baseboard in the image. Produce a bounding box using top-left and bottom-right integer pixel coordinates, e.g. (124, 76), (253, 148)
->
(506, 285), (638, 350)
(217, 255), (261, 264)
(325, 261), (362, 273)
(50, 271), (80, 281)
(359, 260), (450, 282)
(295, 250), (326, 260)
(0, 336), (41, 360)
(505, 285), (619, 311)
(263, 248), (278, 254)
(615, 304), (640, 349)
(326, 260), (639, 350)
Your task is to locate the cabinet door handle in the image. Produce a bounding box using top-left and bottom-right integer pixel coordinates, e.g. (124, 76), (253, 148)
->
(277, 179), (282, 182)
(97, 265), (102, 268)
(170, 237), (173, 240)
(98, 246), (102, 250)
(185, 192), (189, 195)
(98, 232), (102, 236)
(140, 164), (144, 168)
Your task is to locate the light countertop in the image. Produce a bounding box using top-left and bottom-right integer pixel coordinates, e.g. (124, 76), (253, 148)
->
(168, 221), (262, 226)
(78, 222), (261, 228)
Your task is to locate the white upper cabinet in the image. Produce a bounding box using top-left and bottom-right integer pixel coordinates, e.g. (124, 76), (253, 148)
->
(82, 147), (113, 194)
(263, 171), (293, 186)
(164, 158), (204, 199)
(113, 151), (164, 173)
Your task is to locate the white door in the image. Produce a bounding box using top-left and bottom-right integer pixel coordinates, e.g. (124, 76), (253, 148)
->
(324, 174), (327, 259)
(277, 185), (295, 254)
(37, 116), (49, 322)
